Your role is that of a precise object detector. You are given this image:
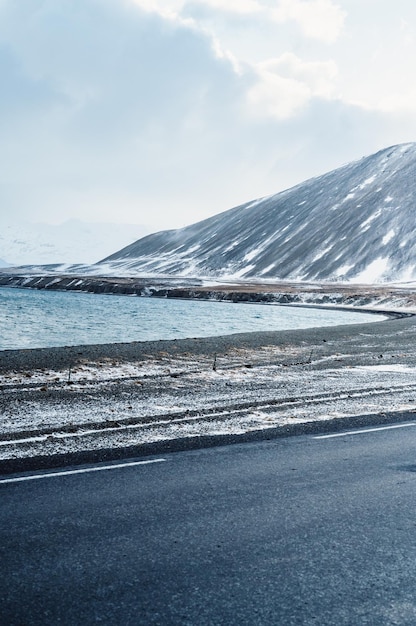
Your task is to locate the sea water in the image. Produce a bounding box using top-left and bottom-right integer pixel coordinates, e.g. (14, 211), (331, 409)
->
(0, 287), (386, 350)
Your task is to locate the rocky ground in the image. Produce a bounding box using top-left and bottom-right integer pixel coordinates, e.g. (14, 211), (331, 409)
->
(2, 308), (416, 472)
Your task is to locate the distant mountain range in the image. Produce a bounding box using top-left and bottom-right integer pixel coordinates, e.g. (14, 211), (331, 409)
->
(0, 219), (149, 266)
(99, 143), (416, 283)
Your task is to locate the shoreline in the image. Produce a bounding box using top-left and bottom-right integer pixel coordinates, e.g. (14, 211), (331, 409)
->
(0, 310), (400, 373)
(2, 311), (416, 473)
(1, 279), (399, 356)
(2, 274), (416, 474)
(3, 271), (416, 310)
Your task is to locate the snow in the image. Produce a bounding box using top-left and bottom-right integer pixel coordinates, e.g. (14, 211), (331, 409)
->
(243, 197), (267, 210)
(396, 266), (416, 282)
(186, 244), (201, 254)
(89, 142), (416, 285)
(3, 142), (416, 285)
(350, 257), (390, 283)
(311, 245), (333, 262)
(3, 331), (416, 461)
(243, 248), (262, 262)
(360, 208), (382, 231)
(357, 364), (416, 373)
(335, 264), (354, 277)
(359, 175), (377, 189)
(232, 264), (256, 278)
(382, 230), (395, 245)
(224, 241), (240, 253)
(259, 263), (276, 275)
(0, 218), (149, 265)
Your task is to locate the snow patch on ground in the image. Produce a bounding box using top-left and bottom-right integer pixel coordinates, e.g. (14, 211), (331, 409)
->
(350, 257), (390, 283)
(356, 364), (416, 373)
(335, 264), (355, 277)
(243, 248), (261, 263)
(382, 230), (395, 245)
(3, 319), (416, 462)
(312, 245), (333, 263)
(361, 209), (382, 231)
(359, 175), (377, 189)
(259, 263), (276, 275)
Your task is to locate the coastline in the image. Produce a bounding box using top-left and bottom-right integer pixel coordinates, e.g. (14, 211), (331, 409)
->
(0, 308), (401, 373)
(2, 310), (416, 474)
(3, 270), (416, 310)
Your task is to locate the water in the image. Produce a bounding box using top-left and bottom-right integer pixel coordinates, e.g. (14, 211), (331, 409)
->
(0, 287), (386, 350)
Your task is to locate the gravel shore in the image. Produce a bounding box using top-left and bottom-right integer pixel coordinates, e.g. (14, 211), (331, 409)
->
(0, 309), (402, 373)
(2, 311), (416, 473)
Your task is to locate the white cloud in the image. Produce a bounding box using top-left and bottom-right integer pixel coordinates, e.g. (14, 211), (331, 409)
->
(186, 0), (262, 15)
(247, 66), (311, 120)
(262, 53), (338, 98)
(400, 18), (415, 47)
(131, 0), (182, 19)
(368, 90), (416, 115)
(248, 70), (310, 120)
(0, 0), (252, 227)
(247, 53), (338, 119)
(132, 0), (262, 20)
(272, 0), (346, 43)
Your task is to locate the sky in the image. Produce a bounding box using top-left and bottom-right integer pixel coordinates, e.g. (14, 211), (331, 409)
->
(1, 0), (416, 259)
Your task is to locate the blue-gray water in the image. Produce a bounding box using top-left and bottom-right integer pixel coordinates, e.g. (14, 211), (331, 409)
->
(0, 287), (385, 350)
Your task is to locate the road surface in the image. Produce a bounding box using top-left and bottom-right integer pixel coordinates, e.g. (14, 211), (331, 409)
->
(1, 422), (416, 625)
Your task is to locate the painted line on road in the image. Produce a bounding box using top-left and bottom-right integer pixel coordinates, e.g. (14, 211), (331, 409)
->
(0, 458), (166, 484)
(314, 423), (416, 439)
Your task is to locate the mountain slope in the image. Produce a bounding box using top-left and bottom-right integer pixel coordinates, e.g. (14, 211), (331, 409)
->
(100, 143), (416, 283)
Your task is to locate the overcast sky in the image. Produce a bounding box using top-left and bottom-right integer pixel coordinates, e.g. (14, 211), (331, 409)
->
(1, 0), (416, 234)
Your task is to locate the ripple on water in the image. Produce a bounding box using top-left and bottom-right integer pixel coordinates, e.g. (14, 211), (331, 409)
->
(0, 287), (386, 350)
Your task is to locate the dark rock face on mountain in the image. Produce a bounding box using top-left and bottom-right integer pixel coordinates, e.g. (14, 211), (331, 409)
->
(100, 143), (416, 283)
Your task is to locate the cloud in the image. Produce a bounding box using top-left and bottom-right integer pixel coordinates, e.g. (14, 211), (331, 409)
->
(247, 66), (310, 120)
(183, 0), (262, 16)
(269, 53), (338, 97)
(247, 53), (338, 119)
(178, 0), (346, 44)
(134, 0), (262, 17)
(272, 0), (346, 43)
(179, 0), (346, 48)
(0, 0), (250, 223)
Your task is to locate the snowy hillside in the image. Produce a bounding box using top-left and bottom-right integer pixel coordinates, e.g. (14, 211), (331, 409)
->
(100, 143), (416, 283)
(0, 219), (149, 266)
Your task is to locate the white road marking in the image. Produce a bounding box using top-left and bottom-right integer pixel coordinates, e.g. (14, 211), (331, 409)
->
(0, 458), (166, 484)
(314, 423), (416, 439)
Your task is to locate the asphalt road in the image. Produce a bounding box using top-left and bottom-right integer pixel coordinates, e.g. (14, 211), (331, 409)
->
(1, 422), (416, 625)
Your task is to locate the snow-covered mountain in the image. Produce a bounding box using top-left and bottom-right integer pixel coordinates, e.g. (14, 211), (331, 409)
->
(0, 219), (149, 266)
(99, 143), (416, 283)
